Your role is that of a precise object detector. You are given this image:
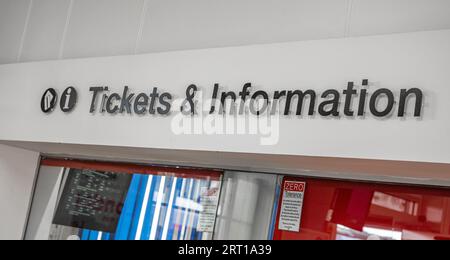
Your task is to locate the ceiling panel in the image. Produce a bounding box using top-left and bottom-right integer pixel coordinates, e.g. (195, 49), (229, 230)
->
(0, 0), (30, 64)
(349, 0), (450, 36)
(2, 0), (450, 64)
(20, 0), (71, 62)
(138, 0), (348, 53)
(62, 0), (144, 59)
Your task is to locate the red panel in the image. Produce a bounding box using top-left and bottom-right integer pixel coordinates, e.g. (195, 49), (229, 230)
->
(41, 158), (222, 180)
(273, 176), (450, 240)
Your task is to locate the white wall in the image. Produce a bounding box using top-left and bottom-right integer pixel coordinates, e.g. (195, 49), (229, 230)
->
(0, 30), (449, 164)
(0, 144), (39, 240)
(24, 166), (62, 240)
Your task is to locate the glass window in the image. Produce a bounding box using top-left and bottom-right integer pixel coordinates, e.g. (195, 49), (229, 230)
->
(26, 159), (222, 240)
(213, 171), (278, 240)
(273, 177), (450, 240)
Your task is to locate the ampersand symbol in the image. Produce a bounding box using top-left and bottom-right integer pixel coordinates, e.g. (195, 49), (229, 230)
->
(181, 84), (197, 115)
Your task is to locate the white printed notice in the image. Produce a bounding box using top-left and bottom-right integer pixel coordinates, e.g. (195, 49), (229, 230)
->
(197, 186), (220, 232)
(278, 180), (306, 232)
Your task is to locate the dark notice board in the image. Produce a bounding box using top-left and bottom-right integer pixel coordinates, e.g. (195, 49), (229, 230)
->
(53, 169), (132, 233)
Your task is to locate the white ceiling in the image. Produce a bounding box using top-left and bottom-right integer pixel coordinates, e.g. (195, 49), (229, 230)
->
(0, 0), (450, 64)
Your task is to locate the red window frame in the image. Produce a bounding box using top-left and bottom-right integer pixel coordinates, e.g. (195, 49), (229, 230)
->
(40, 158), (222, 180)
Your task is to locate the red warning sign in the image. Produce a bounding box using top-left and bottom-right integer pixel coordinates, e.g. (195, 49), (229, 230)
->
(278, 180), (306, 232)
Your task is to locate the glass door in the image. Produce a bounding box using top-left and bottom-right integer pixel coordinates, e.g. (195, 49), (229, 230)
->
(26, 159), (222, 240)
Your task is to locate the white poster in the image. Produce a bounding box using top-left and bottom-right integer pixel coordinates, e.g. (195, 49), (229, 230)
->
(197, 186), (220, 232)
(278, 181), (306, 232)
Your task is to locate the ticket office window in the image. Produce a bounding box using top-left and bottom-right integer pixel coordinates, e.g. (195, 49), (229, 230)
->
(25, 159), (223, 240)
(273, 177), (450, 240)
